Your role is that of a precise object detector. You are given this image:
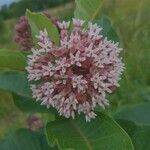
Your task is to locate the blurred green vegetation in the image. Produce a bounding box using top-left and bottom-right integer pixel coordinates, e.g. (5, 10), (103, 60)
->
(0, 90), (26, 139)
(0, 0), (73, 19)
(103, 0), (150, 111)
(0, 0), (149, 139)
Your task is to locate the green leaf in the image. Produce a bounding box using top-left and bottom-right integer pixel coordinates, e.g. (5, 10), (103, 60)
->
(0, 71), (31, 97)
(117, 120), (150, 150)
(74, 0), (119, 42)
(74, 0), (103, 21)
(45, 113), (133, 150)
(13, 93), (56, 114)
(96, 15), (120, 42)
(0, 49), (26, 71)
(0, 71), (57, 115)
(26, 10), (59, 45)
(114, 102), (150, 125)
(0, 129), (57, 150)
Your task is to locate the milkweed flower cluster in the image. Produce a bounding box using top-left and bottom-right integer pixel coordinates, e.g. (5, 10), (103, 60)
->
(15, 16), (32, 50)
(15, 13), (59, 50)
(26, 18), (125, 122)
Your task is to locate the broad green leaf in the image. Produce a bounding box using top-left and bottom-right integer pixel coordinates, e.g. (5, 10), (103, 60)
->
(0, 71), (57, 115)
(117, 120), (150, 150)
(26, 10), (59, 45)
(13, 93), (56, 114)
(114, 102), (150, 125)
(74, 0), (119, 42)
(46, 113), (133, 150)
(74, 0), (103, 21)
(0, 129), (57, 150)
(0, 71), (31, 97)
(0, 49), (26, 71)
(96, 15), (120, 42)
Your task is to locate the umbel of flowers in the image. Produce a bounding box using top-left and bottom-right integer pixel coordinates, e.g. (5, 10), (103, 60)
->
(26, 18), (125, 122)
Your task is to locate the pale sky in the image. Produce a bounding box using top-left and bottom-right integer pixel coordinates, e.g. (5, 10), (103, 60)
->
(0, 0), (18, 7)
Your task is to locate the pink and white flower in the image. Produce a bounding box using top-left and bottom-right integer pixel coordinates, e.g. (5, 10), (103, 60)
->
(26, 18), (125, 122)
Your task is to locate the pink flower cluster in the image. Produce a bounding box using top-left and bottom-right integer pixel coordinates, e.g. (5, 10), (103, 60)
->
(15, 16), (32, 50)
(26, 18), (124, 122)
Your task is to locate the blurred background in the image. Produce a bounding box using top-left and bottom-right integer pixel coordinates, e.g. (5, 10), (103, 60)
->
(0, 0), (149, 139)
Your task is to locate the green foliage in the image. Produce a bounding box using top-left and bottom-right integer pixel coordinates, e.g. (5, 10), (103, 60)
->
(26, 10), (60, 45)
(117, 120), (150, 150)
(0, 71), (57, 115)
(0, 90), (13, 117)
(13, 94), (56, 114)
(74, 1), (119, 43)
(0, 90), (26, 139)
(46, 0), (72, 8)
(96, 15), (119, 42)
(0, 0), (72, 20)
(114, 102), (150, 125)
(0, 129), (56, 150)
(0, 71), (31, 97)
(102, 0), (150, 107)
(46, 113), (133, 150)
(0, 50), (26, 71)
(0, 17), (5, 35)
(74, 0), (103, 21)
(0, 5), (11, 20)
